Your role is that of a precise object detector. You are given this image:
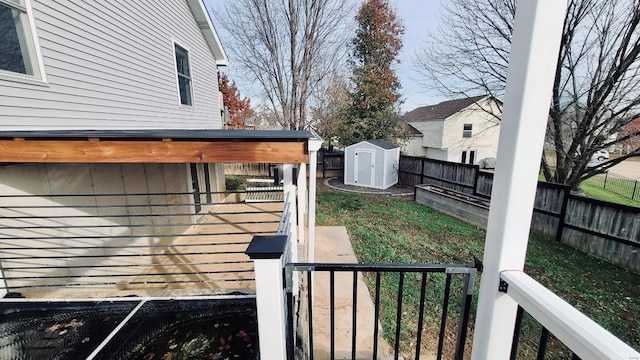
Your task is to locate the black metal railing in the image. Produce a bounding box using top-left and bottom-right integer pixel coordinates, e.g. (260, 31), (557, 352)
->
(510, 305), (583, 360)
(0, 190), (283, 294)
(285, 263), (476, 360)
(585, 171), (640, 202)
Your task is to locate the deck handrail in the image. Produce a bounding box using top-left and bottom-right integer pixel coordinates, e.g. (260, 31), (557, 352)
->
(500, 270), (639, 359)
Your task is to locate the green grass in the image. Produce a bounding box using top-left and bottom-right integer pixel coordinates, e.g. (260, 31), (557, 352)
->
(538, 172), (640, 207)
(581, 181), (640, 207)
(316, 185), (640, 359)
(581, 175), (640, 207)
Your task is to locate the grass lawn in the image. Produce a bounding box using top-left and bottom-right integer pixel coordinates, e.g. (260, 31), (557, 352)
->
(581, 180), (640, 207)
(316, 185), (640, 359)
(538, 172), (640, 207)
(581, 175), (640, 206)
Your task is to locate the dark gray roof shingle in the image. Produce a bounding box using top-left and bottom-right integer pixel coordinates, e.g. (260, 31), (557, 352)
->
(403, 95), (486, 122)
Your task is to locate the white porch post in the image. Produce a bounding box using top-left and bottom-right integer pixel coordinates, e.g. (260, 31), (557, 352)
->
(307, 136), (323, 262)
(471, 1), (567, 359)
(246, 236), (289, 360)
(297, 163), (307, 246)
(282, 164), (298, 261)
(0, 267), (7, 298)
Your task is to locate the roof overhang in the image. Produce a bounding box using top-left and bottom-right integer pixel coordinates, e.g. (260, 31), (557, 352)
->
(0, 130), (312, 164)
(187, 0), (228, 66)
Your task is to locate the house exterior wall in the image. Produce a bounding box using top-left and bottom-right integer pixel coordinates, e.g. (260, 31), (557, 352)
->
(0, 162), (223, 289)
(426, 148), (448, 161)
(0, 0), (222, 130)
(409, 120), (444, 148)
(402, 136), (427, 157)
(442, 98), (501, 164)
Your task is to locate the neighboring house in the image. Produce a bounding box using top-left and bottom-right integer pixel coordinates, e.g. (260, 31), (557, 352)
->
(401, 95), (502, 165)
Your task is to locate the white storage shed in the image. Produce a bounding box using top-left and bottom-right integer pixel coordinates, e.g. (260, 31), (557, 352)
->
(344, 139), (400, 189)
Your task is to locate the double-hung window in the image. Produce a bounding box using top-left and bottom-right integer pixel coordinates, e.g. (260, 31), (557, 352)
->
(0, 0), (45, 81)
(174, 43), (193, 106)
(463, 124), (473, 138)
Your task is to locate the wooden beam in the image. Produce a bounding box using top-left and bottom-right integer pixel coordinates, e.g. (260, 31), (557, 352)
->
(0, 140), (308, 164)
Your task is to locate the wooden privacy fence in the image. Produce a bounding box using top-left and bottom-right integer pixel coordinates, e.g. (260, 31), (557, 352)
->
(398, 156), (639, 274)
(224, 163), (274, 177)
(399, 156), (480, 194)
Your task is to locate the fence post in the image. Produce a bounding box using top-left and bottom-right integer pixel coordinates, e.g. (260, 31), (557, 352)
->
(246, 236), (290, 360)
(473, 165), (480, 196)
(633, 180), (638, 201)
(554, 185), (571, 243)
(603, 172), (608, 189)
(421, 157), (426, 184)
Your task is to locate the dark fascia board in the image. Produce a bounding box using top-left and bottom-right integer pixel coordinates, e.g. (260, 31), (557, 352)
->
(0, 129), (314, 142)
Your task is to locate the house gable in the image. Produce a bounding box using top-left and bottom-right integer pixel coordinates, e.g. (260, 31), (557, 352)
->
(186, 0), (228, 66)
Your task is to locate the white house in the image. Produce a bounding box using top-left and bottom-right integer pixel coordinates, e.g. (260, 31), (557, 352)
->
(0, 0), (231, 238)
(401, 96), (502, 165)
(0, 0), (324, 295)
(0, 0), (227, 130)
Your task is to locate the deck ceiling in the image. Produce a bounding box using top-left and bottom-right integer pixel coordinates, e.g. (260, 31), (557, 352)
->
(0, 129), (312, 164)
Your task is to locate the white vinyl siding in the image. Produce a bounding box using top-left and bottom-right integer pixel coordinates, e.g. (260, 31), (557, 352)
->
(0, 0), (222, 130)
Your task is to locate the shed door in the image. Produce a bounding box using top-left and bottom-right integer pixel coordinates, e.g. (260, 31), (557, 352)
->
(354, 150), (374, 186)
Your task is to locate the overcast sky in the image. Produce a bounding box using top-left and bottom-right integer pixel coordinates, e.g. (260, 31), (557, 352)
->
(207, 0), (445, 113)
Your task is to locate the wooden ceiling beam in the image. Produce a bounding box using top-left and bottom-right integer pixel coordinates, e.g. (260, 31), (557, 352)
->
(0, 140), (308, 164)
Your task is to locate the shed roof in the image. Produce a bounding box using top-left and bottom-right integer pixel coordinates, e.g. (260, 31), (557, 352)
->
(354, 139), (398, 150)
(403, 95), (486, 122)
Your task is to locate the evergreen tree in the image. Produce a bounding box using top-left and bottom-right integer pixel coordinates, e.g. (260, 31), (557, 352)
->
(338, 0), (405, 145)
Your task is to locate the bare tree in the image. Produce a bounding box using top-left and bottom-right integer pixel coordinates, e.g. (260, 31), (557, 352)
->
(309, 71), (349, 149)
(217, 0), (353, 130)
(415, 0), (640, 189)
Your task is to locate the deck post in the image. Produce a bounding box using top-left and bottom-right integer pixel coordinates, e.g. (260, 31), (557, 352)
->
(297, 163), (307, 246)
(0, 264), (7, 297)
(307, 135), (323, 262)
(283, 164), (298, 261)
(246, 236), (290, 360)
(470, 0), (567, 359)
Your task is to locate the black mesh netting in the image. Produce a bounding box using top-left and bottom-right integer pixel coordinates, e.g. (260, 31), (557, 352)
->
(0, 298), (258, 360)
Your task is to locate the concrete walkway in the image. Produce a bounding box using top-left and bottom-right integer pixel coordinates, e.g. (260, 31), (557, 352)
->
(311, 226), (394, 359)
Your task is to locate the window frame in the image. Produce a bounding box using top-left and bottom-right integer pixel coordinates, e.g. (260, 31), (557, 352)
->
(0, 0), (47, 85)
(461, 149), (477, 165)
(463, 123), (473, 138)
(172, 40), (194, 107)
